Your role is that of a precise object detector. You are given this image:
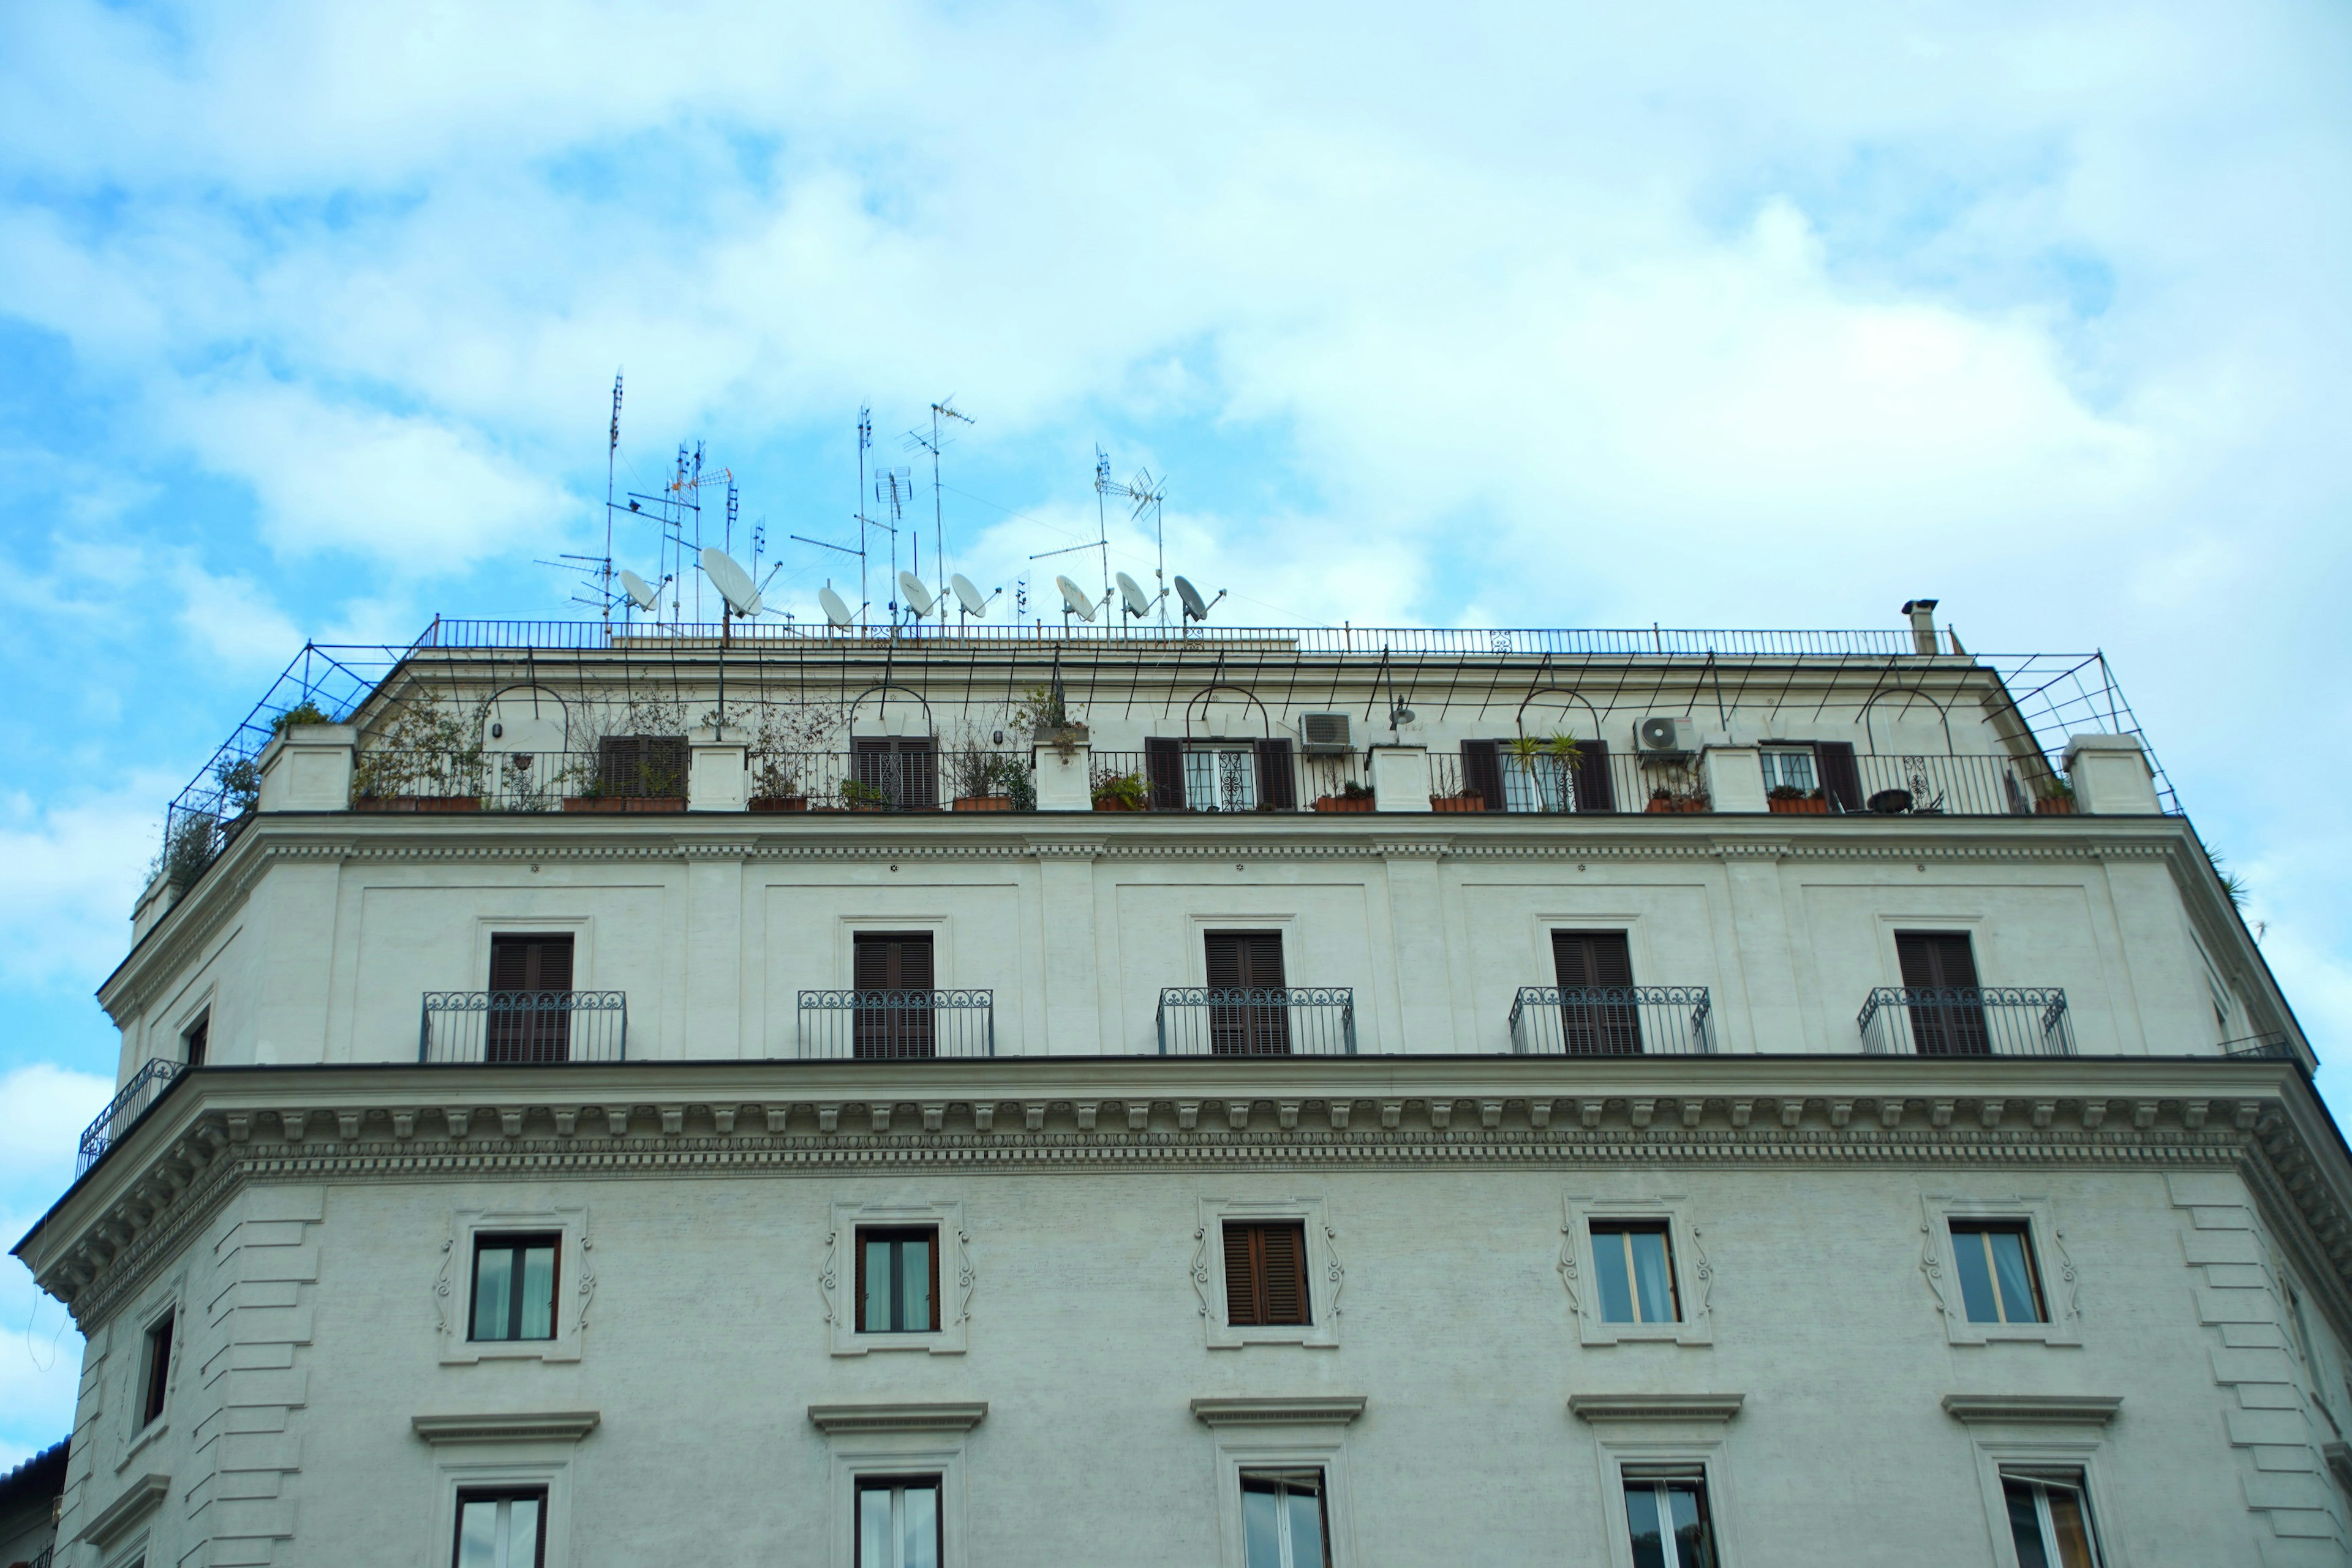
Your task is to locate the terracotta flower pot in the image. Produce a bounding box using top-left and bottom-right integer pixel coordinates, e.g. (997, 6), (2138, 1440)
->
(354, 795), (481, 813)
(1429, 795), (1484, 813)
(2034, 796), (2076, 815)
(1645, 797), (1708, 814)
(749, 796), (809, 812)
(565, 796), (686, 813)
(953, 796), (1015, 812)
(1766, 797), (1828, 815)
(1314, 796), (1376, 813)
(1093, 797), (1144, 812)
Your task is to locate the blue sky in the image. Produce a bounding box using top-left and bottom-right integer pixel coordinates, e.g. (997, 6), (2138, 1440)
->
(4, 0), (2350, 1464)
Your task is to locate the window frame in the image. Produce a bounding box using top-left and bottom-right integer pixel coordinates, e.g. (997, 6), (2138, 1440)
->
(1562, 1194), (1714, 1347)
(826, 1200), (971, 1357)
(1948, 1220), (2047, 1327)
(439, 1205), (590, 1365)
(2001, 1471), (2105, 1568)
(819, 1411), (978, 1568)
(451, 1485), (551, 1568)
(180, 1009), (209, 1068)
(1948, 1415), (2127, 1568)
(1921, 1196), (2081, 1347)
(427, 1453), (578, 1568)
(138, 1306), (176, 1430)
(1589, 1220), (1682, 1327)
(1618, 1464), (1721, 1568)
(854, 1226), (944, 1335)
(469, 1232), (564, 1344)
(1202, 1416), (1360, 1568)
(1579, 1415), (1744, 1568)
(1239, 1469), (1335, 1568)
(1196, 1197), (1343, 1350)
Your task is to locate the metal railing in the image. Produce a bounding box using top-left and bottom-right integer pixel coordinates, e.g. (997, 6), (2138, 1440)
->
(1157, 987), (1357, 1055)
(1428, 752), (1703, 813)
(748, 750), (1033, 813)
(797, 989), (996, 1058)
(1857, 987), (2073, 1057)
(1508, 986), (1716, 1055)
(419, 992), (629, 1064)
(78, 1057), (187, 1176)
(1842, 754), (2068, 817)
(2220, 1033), (2294, 1060)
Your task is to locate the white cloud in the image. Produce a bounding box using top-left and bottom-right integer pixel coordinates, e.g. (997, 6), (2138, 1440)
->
(0, 1066), (110, 1183)
(0, 787), (177, 991)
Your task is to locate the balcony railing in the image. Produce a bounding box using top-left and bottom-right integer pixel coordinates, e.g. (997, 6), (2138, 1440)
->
(797, 989), (997, 1058)
(78, 1057), (187, 1176)
(1508, 987), (1716, 1055)
(1857, 987), (2073, 1057)
(1156, 987), (1357, 1055)
(419, 991), (629, 1064)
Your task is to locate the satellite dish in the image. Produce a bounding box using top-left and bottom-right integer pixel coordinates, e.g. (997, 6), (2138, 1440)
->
(1057, 575), (1098, 622)
(617, 570), (660, 613)
(951, 573), (988, 617)
(1174, 575), (1212, 622)
(1116, 571), (1152, 619)
(701, 548), (761, 617)
(899, 571), (936, 619)
(818, 584), (855, 628)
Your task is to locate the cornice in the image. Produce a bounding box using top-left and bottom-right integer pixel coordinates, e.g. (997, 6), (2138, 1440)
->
(1569, 1393), (1745, 1423)
(1191, 1396), (1366, 1427)
(412, 1411), (601, 1444)
(78, 1472), (169, 1549)
(1940, 1394), (2121, 1427)
(807, 1401), (988, 1436)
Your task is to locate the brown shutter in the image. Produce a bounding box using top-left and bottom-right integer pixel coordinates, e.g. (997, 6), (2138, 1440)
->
(1205, 933), (1287, 1055)
(1572, 739), (1617, 813)
(1815, 742), (1863, 812)
(1205, 933), (1243, 989)
(900, 739), (939, 810)
(1145, 737), (1185, 809)
(1895, 932), (1986, 1055)
(1552, 931), (1637, 1054)
(1222, 1221), (1310, 1327)
(1461, 740), (1504, 811)
(1896, 932), (1977, 989)
(645, 735), (687, 797)
(1254, 738), (1297, 810)
(854, 932), (933, 991)
(1260, 1222), (1308, 1325)
(1551, 930), (1633, 989)
(1207, 932), (1284, 988)
(853, 933), (936, 1058)
(1223, 1225), (1260, 1324)
(490, 933), (573, 992)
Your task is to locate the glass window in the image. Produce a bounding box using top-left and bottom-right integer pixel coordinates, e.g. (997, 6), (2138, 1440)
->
(1242, 1471), (1330, 1568)
(470, 1234), (559, 1342)
(140, 1309), (175, 1425)
(859, 1229), (938, 1333)
(1500, 752), (1575, 813)
(1950, 1221), (2045, 1324)
(2003, 1472), (2101, 1568)
(1623, 1471), (1717, 1568)
(1759, 748), (1817, 793)
(1185, 745), (1257, 812)
(857, 1477), (940, 1568)
(454, 1489), (545, 1568)
(1591, 1223), (1679, 1324)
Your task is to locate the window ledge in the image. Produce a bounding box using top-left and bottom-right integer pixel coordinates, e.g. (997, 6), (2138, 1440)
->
(807, 1401), (988, 1436)
(1940, 1394), (2121, 1427)
(1569, 1393), (1745, 1423)
(118, 1415), (168, 1472)
(77, 1472), (169, 1550)
(1190, 1396), (1366, 1428)
(411, 1411), (602, 1446)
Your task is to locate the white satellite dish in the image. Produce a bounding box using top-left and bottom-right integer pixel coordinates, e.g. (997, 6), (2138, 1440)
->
(818, 584), (855, 628)
(1175, 575), (1218, 622)
(899, 571), (937, 619)
(1115, 571), (1152, 619)
(701, 547), (761, 617)
(617, 569), (660, 613)
(1057, 575), (1098, 622)
(950, 573), (989, 618)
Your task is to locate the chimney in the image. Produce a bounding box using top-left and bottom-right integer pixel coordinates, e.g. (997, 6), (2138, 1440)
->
(1901, 598), (1940, 655)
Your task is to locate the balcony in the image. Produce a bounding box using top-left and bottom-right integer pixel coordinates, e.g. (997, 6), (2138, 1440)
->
(797, 989), (997, 1058)
(1508, 987), (1716, 1055)
(418, 991), (630, 1064)
(1856, 987), (2073, 1057)
(78, 1057), (186, 1175)
(1156, 987), (1357, 1055)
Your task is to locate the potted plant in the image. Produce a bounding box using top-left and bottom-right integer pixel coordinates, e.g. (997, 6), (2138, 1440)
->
(1314, 780), (1377, 813)
(1645, 783), (1710, 814)
(1767, 785), (1828, 815)
(950, 742), (1031, 811)
(748, 756), (809, 812)
(2035, 779), (2076, 815)
(840, 778), (890, 812)
(1091, 771), (1148, 812)
(1429, 788), (1484, 813)
(352, 701), (486, 812)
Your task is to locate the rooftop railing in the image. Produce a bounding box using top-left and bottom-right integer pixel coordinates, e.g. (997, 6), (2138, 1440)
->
(1857, 987), (2074, 1057)
(1509, 987), (1716, 1056)
(77, 1057), (186, 1176)
(1157, 987), (1357, 1056)
(419, 992), (629, 1064)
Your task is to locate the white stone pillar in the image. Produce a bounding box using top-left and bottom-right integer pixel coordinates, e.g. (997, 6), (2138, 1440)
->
(688, 728), (749, 811)
(2062, 734), (2161, 815)
(1035, 843), (1104, 1054)
(1032, 727), (1093, 812)
(1368, 745), (1431, 812)
(257, 723), (357, 812)
(1698, 745), (1767, 813)
(132, 869), (176, 943)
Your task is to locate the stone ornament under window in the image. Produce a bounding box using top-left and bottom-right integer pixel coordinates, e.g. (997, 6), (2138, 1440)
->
(437, 1205), (594, 1365)
(823, 1200), (973, 1357)
(1920, 1196), (2081, 1347)
(1561, 1194), (1714, 1347)
(1194, 1197), (1344, 1350)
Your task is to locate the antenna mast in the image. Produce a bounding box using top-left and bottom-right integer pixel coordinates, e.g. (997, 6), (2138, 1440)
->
(602, 371), (622, 627)
(905, 397), (974, 597)
(1092, 447), (1114, 605)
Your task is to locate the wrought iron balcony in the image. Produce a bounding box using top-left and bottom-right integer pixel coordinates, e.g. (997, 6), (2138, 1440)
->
(1857, 987), (2073, 1057)
(1508, 987), (1716, 1056)
(78, 1057), (187, 1176)
(797, 989), (997, 1058)
(1156, 987), (1357, 1056)
(419, 991), (628, 1064)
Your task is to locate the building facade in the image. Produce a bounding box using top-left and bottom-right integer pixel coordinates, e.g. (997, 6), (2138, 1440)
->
(15, 606), (2352, 1567)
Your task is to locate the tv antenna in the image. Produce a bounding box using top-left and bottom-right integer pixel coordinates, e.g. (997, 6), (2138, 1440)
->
(701, 546), (768, 738)
(875, 467), (912, 626)
(790, 407), (877, 628)
(1099, 465), (1169, 625)
(1028, 445), (1120, 605)
(600, 371), (622, 627)
(904, 397), (973, 597)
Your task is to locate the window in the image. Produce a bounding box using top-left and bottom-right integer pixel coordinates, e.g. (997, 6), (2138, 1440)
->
(851, 737), (940, 810)
(594, 733), (687, 799)
(1622, 1470), (1718, 1568)
(1551, 930), (1640, 1055)
(1459, 739), (1617, 813)
(140, 1309), (174, 1427)
(1895, 930), (1989, 1057)
(1758, 747), (1817, 793)
(1242, 1472), (1331, 1568)
(1950, 1221), (2045, 1325)
(1145, 737), (1297, 811)
(487, 933), (575, 1064)
(182, 1011), (209, 1068)
(853, 933), (937, 1059)
(2002, 1471), (2101, 1568)
(858, 1228), (940, 1333)
(1188, 744), (1260, 812)
(1205, 931), (1291, 1056)
(1591, 1222), (1679, 1324)
(1224, 1221), (1310, 1327)
(454, 1488), (546, 1568)
(470, 1234), (559, 1342)
(856, 1476), (941, 1568)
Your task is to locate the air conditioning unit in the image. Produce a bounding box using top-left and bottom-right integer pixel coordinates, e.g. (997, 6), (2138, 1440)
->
(1299, 712), (1353, 755)
(1635, 715), (1698, 760)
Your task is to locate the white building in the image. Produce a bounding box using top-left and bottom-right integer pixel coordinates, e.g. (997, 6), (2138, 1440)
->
(15, 603), (2351, 1568)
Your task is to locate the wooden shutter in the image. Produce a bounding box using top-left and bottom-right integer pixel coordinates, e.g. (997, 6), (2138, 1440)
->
(1207, 932), (1286, 988)
(853, 933), (935, 1058)
(1223, 1221), (1310, 1326)
(1205, 932), (1288, 1055)
(1461, 740), (1504, 812)
(1254, 738), (1297, 810)
(1896, 932), (1978, 989)
(1895, 931), (1987, 1055)
(598, 734), (687, 798)
(1552, 930), (1638, 1055)
(488, 935), (574, 1063)
(852, 737), (938, 809)
(1572, 739), (1617, 813)
(1145, 737), (1185, 809)
(1815, 742), (1863, 813)
(490, 933), (574, 992)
